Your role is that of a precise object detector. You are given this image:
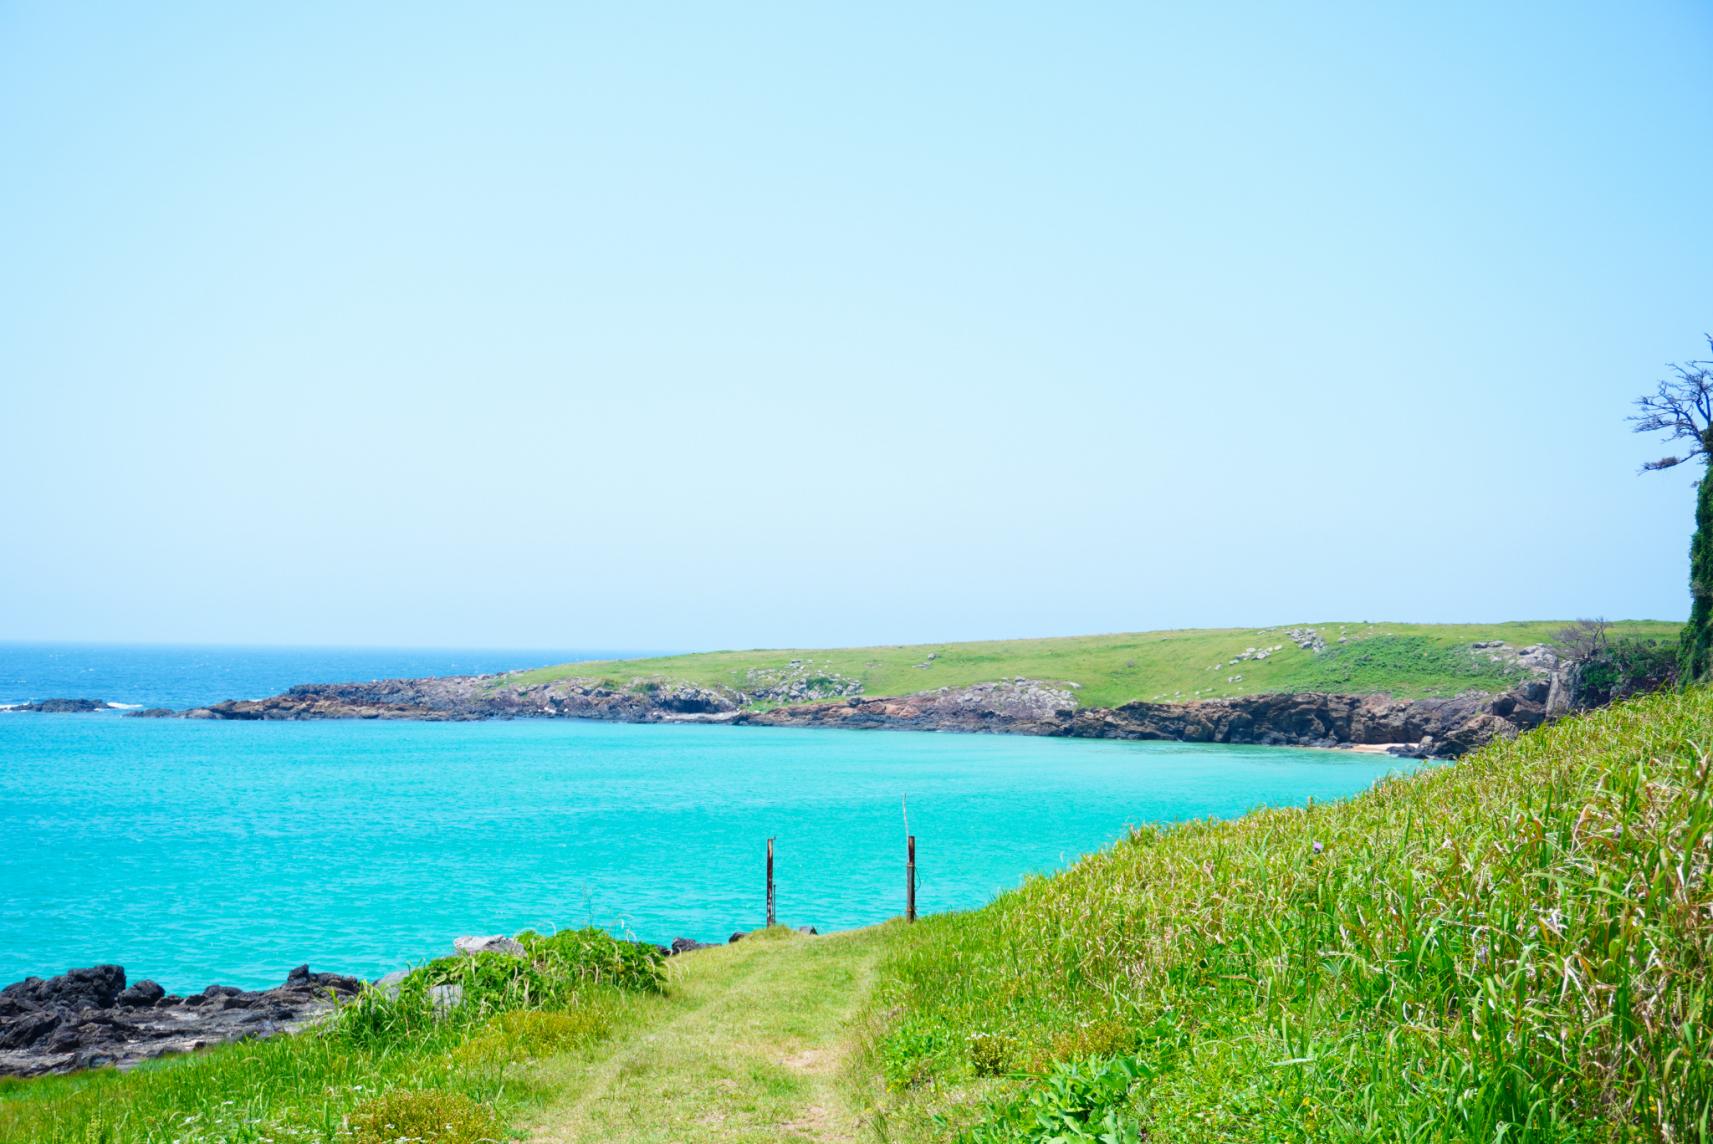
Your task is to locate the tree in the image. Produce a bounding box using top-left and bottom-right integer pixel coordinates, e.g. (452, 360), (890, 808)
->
(1632, 336), (1713, 682)
(1552, 617), (1677, 706)
(1553, 617), (1610, 662)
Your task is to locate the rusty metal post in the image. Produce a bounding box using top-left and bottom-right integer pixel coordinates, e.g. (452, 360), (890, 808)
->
(906, 834), (916, 922)
(766, 837), (776, 929)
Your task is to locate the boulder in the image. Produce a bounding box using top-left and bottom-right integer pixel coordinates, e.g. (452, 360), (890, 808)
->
(669, 937), (717, 955)
(453, 935), (525, 957)
(115, 981), (164, 1008)
(428, 984), (464, 1014)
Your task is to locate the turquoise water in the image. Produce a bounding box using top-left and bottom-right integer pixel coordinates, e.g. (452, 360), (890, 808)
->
(0, 713), (1411, 992)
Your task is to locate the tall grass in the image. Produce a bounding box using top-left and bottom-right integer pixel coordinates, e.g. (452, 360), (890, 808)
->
(868, 687), (1713, 1141)
(0, 928), (665, 1143)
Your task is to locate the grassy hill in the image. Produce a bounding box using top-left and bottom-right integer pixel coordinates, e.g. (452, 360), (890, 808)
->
(503, 620), (1680, 707)
(6, 685), (1708, 1141)
(859, 684), (1713, 1141)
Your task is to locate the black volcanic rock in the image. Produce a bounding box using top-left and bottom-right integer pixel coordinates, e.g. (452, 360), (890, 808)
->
(0, 965), (364, 1077)
(5, 698), (110, 714)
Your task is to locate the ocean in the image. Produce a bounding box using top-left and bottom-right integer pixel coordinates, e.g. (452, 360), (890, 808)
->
(0, 643), (1414, 992)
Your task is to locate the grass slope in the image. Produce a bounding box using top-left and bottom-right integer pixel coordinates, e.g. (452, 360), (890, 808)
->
(502, 621), (1678, 708)
(862, 686), (1713, 1141)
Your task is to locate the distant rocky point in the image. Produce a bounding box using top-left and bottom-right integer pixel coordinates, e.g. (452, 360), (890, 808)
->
(2, 698), (114, 714)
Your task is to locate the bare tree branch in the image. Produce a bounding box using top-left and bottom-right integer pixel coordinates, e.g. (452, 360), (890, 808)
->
(1631, 335), (1713, 474)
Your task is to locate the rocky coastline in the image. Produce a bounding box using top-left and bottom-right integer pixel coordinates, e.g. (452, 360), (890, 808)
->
(16, 659), (1567, 758)
(0, 964), (365, 1077)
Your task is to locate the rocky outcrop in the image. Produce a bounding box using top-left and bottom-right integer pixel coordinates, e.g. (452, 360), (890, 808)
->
(739, 679), (1555, 757)
(179, 675), (741, 723)
(738, 680), (1079, 734)
(0, 964), (362, 1076)
(2, 698), (112, 714)
(159, 653), (1567, 758)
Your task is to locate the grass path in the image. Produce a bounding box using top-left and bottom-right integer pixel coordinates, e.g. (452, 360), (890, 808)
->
(525, 928), (886, 1144)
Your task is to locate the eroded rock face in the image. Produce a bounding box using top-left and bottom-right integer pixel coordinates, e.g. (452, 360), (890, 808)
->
(0, 964), (363, 1077)
(739, 679), (1552, 757)
(178, 675), (741, 723)
(156, 654), (1564, 759)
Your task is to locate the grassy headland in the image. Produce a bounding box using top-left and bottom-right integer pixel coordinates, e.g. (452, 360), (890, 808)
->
(500, 620), (1679, 708)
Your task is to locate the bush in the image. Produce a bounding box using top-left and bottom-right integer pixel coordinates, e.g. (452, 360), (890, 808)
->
(346, 1089), (500, 1144)
(1573, 637), (1678, 705)
(333, 927), (663, 1046)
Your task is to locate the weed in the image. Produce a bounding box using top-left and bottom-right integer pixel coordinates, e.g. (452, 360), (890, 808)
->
(346, 1089), (499, 1143)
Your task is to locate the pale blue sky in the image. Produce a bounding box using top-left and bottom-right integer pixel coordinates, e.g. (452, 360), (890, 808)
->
(3, 2), (1711, 651)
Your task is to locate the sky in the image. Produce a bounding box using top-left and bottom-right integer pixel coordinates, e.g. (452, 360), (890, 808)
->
(3, 2), (1712, 652)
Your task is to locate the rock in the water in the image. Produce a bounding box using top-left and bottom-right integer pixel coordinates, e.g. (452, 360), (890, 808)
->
(453, 935), (525, 957)
(3, 698), (111, 714)
(122, 707), (176, 718)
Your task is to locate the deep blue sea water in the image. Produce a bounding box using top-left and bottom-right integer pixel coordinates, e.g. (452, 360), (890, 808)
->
(0, 645), (1415, 992)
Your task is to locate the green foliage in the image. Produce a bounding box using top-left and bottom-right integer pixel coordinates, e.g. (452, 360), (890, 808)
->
(501, 620), (1678, 709)
(1682, 472), (1713, 682)
(335, 927), (664, 1048)
(346, 1088), (499, 1144)
(867, 687), (1713, 1141)
(1575, 637), (1678, 705)
(963, 1056), (1144, 1143)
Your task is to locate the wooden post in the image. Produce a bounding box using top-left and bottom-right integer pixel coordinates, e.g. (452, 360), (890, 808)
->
(906, 834), (917, 922)
(766, 837), (776, 929)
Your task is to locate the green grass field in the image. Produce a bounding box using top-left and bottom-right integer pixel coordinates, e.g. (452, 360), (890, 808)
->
(504, 620), (1680, 707)
(5, 685), (1707, 1142)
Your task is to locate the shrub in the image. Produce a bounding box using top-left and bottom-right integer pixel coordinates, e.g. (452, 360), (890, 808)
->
(967, 1031), (1015, 1077)
(1573, 637), (1678, 705)
(346, 1089), (499, 1144)
(334, 928), (663, 1046)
